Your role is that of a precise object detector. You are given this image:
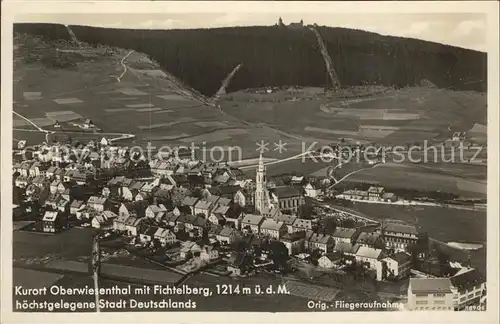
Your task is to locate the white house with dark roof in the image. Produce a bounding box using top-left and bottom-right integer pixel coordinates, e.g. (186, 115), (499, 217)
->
(355, 246), (385, 281)
(87, 196), (108, 212)
(260, 218), (287, 239)
(113, 214), (130, 232)
(307, 232), (334, 254)
(356, 232), (385, 249)
(240, 214), (265, 234)
(367, 186), (385, 201)
(181, 196), (199, 214)
(332, 227), (359, 244)
(407, 278), (454, 311)
(272, 214), (297, 233)
(304, 182), (322, 198)
(124, 217), (143, 236)
(383, 251), (412, 279)
(153, 227), (176, 246)
(194, 199), (213, 217)
(334, 241), (361, 256)
(291, 218), (313, 233)
(216, 227), (238, 244)
(280, 231), (306, 255)
(146, 204), (168, 219)
(42, 211), (65, 233)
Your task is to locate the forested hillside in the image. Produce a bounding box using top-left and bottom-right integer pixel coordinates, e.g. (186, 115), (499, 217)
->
(14, 23), (487, 96)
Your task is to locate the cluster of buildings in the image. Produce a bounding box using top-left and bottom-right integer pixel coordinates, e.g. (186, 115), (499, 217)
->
(407, 267), (486, 311)
(337, 186), (398, 203)
(12, 138), (486, 308)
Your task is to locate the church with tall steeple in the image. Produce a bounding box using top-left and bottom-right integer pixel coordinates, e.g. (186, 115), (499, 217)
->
(254, 153), (272, 215)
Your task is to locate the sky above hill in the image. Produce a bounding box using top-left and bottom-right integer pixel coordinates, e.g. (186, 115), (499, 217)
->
(17, 13), (487, 52)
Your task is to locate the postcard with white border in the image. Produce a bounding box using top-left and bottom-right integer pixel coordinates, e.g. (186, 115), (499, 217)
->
(1, 1), (499, 324)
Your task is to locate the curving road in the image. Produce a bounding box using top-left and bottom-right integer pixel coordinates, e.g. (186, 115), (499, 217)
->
(113, 50), (135, 83)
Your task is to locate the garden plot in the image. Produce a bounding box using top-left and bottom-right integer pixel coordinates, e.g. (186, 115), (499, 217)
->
(117, 88), (148, 96)
(23, 92), (42, 100)
(195, 121), (227, 128)
(304, 126), (394, 139)
(13, 117), (55, 128)
(46, 111), (83, 122)
(304, 126), (358, 136)
(136, 108), (162, 112)
(153, 109), (174, 114)
(179, 128), (248, 143)
(284, 280), (339, 302)
(144, 134), (190, 141)
(53, 97), (83, 105)
(137, 117), (196, 130)
(157, 93), (191, 101)
(456, 179), (487, 195)
(125, 103), (155, 108)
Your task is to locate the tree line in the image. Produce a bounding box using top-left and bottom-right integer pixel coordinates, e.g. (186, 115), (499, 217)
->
(14, 23), (487, 96)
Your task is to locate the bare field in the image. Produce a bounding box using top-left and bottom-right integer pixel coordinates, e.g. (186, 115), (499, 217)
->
(345, 164), (486, 197)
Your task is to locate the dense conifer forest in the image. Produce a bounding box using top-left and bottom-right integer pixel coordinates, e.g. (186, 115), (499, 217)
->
(14, 23), (487, 96)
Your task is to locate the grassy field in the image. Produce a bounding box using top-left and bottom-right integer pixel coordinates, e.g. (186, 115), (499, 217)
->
(13, 227), (93, 265)
(351, 203), (486, 243)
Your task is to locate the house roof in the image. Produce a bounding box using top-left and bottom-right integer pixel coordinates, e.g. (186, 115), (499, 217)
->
(309, 233), (333, 245)
(206, 195), (220, 204)
(88, 196), (107, 205)
(334, 242), (360, 254)
(281, 231), (306, 242)
(182, 196), (198, 207)
(164, 212), (180, 223)
(217, 185), (241, 197)
(368, 186), (384, 193)
(129, 181), (145, 191)
(274, 186), (302, 199)
(217, 226), (236, 237)
(387, 251), (411, 264)
(193, 216), (207, 228)
(148, 204), (167, 214)
(114, 215), (129, 224)
(450, 268), (485, 293)
(145, 226), (159, 237)
(261, 219), (285, 231)
(102, 210), (118, 219)
(213, 205), (230, 215)
(356, 232), (381, 245)
(121, 201), (148, 217)
(42, 211), (58, 221)
(383, 223), (418, 235)
(409, 278), (453, 294)
(292, 218), (312, 230)
(356, 246), (383, 260)
(273, 214), (297, 225)
(195, 199), (212, 210)
(321, 252), (342, 262)
(216, 197), (231, 206)
(332, 227), (358, 239)
(70, 200), (85, 208)
(241, 214), (264, 226)
(154, 189), (171, 198)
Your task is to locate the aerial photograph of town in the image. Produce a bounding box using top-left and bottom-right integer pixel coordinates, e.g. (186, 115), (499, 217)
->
(9, 10), (489, 313)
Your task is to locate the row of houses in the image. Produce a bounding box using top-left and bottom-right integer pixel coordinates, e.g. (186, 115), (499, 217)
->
(337, 186), (397, 202)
